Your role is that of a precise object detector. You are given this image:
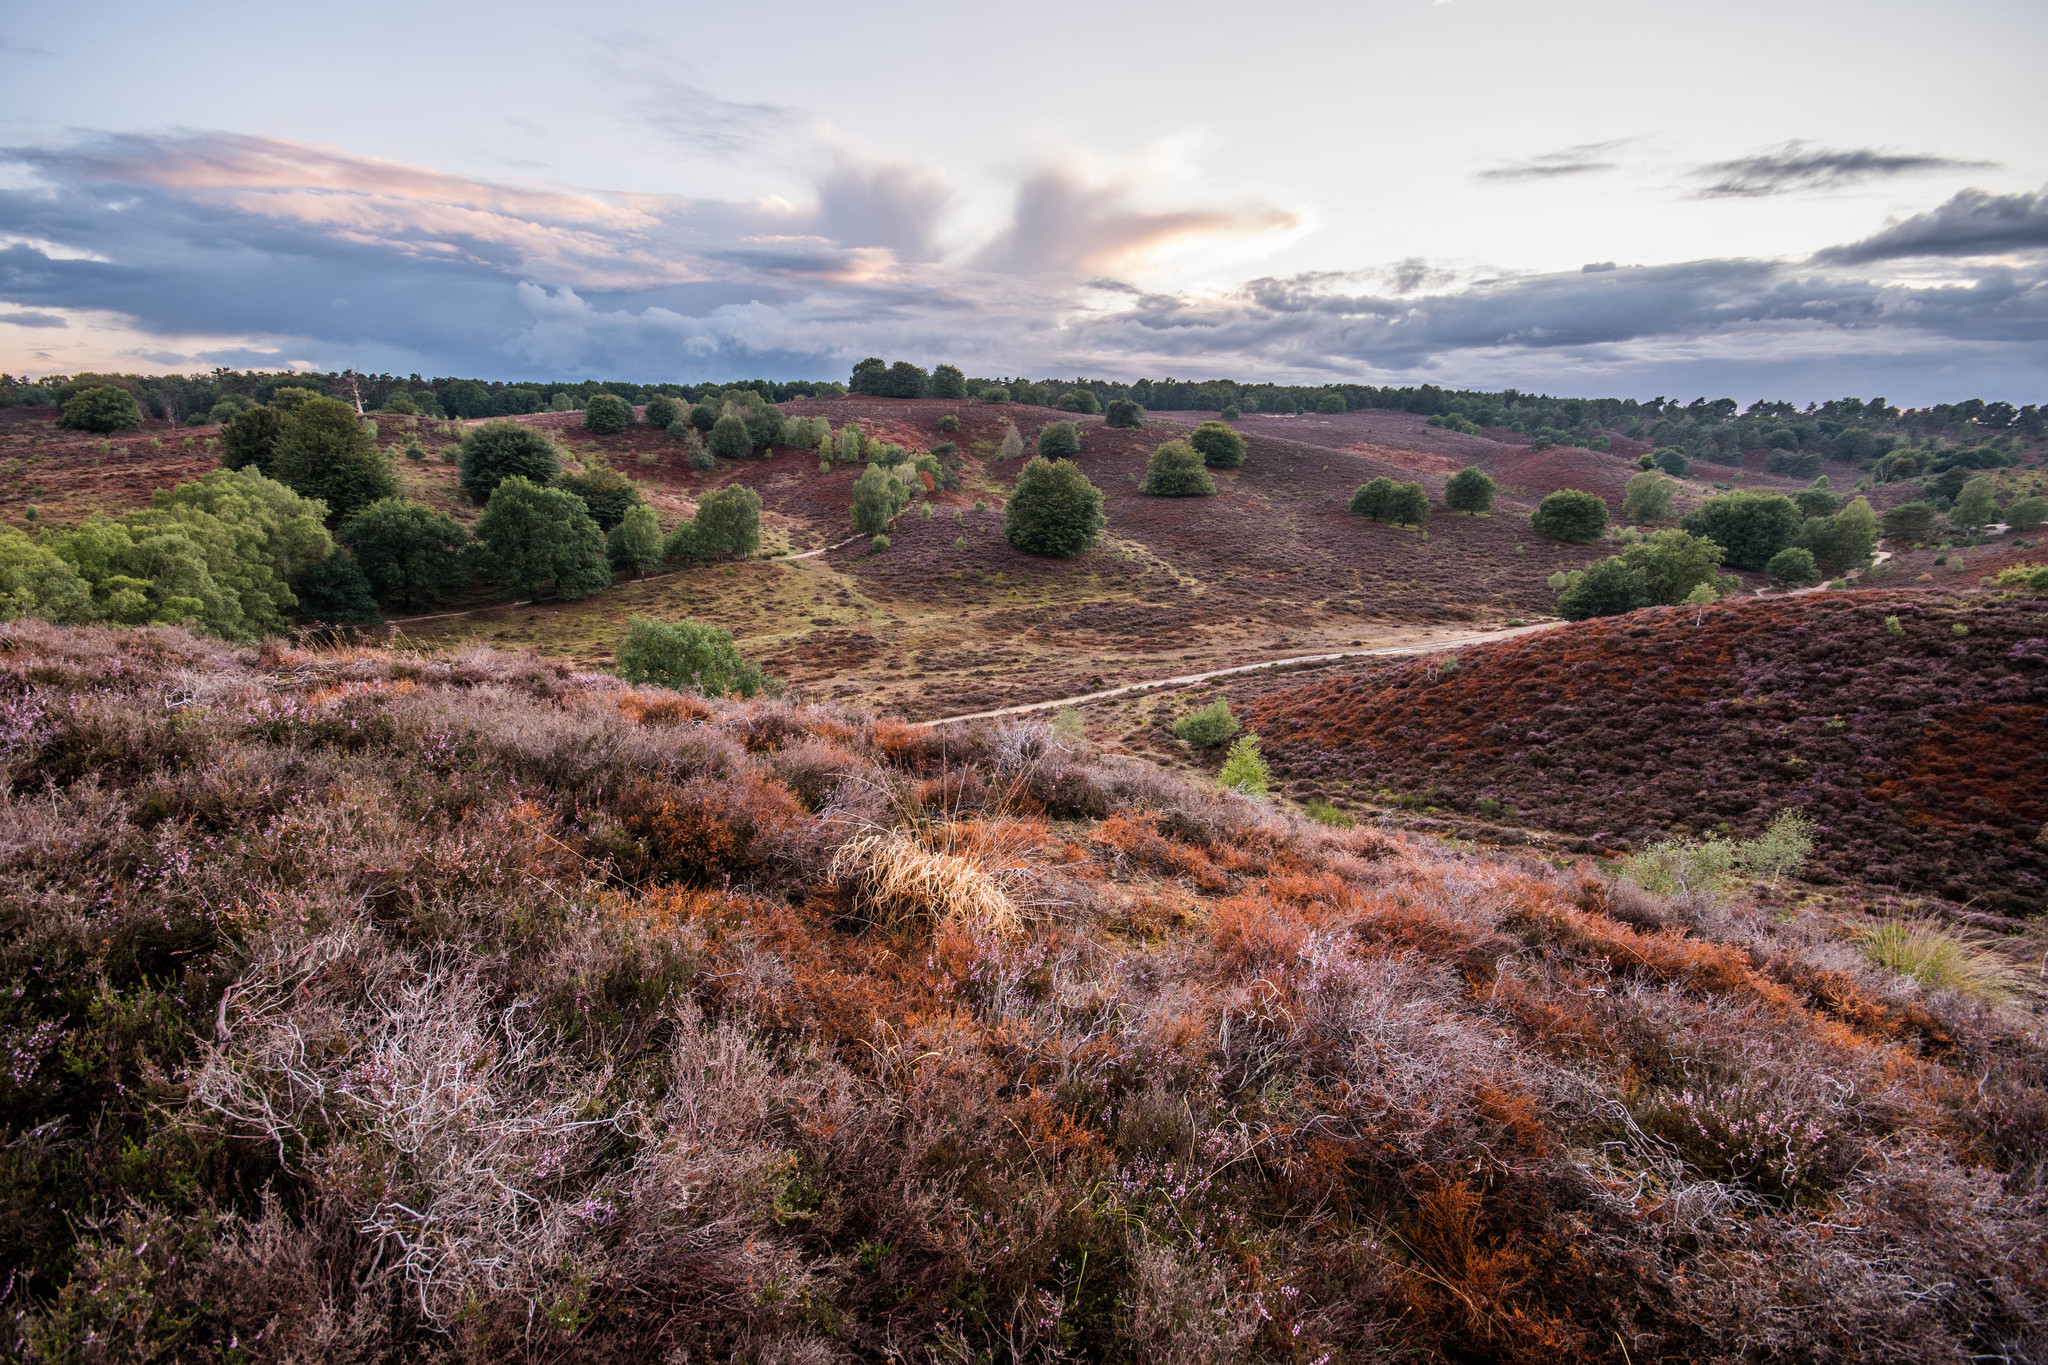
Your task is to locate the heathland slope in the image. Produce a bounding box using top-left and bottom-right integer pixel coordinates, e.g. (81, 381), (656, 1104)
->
(4, 620), (2045, 1362)
(1240, 589), (2048, 914)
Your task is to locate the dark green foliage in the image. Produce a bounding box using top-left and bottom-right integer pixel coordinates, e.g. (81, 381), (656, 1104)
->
(1623, 471), (1675, 524)
(1766, 546), (1821, 587)
(931, 364), (967, 400)
(850, 465), (910, 535)
(689, 402), (718, 432)
(338, 498), (470, 611)
(1188, 421), (1246, 468)
(1056, 388), (1100, 414)
(1220, 404), (1241, 421)
(850, 357), (888, 394)
(981, 387), (1010, 404)
(1949, 475), (2000, 530)
(1680, 490), (1803, 569)
(608, 504), (664, 578)
(643, 394), (685, 429)
(1531, 489), (1610, 543)
(1316, 392), (1347, 413)
(56, 385), (145, 433)
(938, 414), (960, 434)
(2006, 495), (2046, 533)
(582, 393), (633, 434)
(220, 406), (287, 474)
(1762, 448), (1824, 478)
(271, 397), (398, 523)
(1036, 422), (1080, 460)
(1792, 476), (1838, 519)
(1557, 557), (1649, 620)
(1444, 466), (1495, 515)
(554, 467), (644, 532)
(1798, 497), (1880, 574)
(459, 420), (561, 502)
(1103, 399), (1144, 428)
(1652, 446), (1691, 477)
(1620, 528), (1734, 604)
(887, 361), (929, 398)
(744, 403), (785, 450)
(690, 486), (763, 560)
(474, 476), (612, 602)
(1140, 440), (1215, 497)
(1174, 699), (1240, 748)
(292, 552), (383, 625)
(709, 413), (753, 461)
(1004, 456), (1104, 558)
(616, 616), (772, 697)
(206, 397), (251, 425)
(1381, 482), (1429, 527)
(1881, 501), (1939, 543)
(1267, 395), (1297, 415)
(1350, 477), (1396, 520)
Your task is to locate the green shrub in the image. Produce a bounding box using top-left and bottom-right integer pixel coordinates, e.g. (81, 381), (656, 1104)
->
(688, 486), (763, 560)
(1174, 699), (1239, 748)
(271, 397), (399, 523)
(2004, 495), (2045, 533)
(1861, 919), (2015, 1002)
(1350, 477), (1396, 520)
(643, 394), (685, 429)
(1621, 528), (1735, 604)
(871, 534), (890, 551)
(709, 413), (753, 461)
(1555, 557), (1649, 620)
(1881, 501), (1939, 544)
(1188, 421), (1246, 468)
(1382, 481), (1429, 526)
(982, 387), (1009, 404)
(554, 466), (644, 532)
(851, 465), (910, 535)
(1651, 446), (1691, 477)
(1679, 490), (1802, 568)
(582, 393), (633, 434)
(1797, 496), (1879, 574)
(56, 385), (144, 433)
(1444, 466), (1495, 515)
(1057, 388), (1100, 414)
(1949, 475), (2001, 530)
(1531, 489), (1610, 542)
(1220, 404), (1241, 421)
(938, 414), (960, 434)
(1765, 545), (1820, 587)
(689, 402), (718, 432)
(293, 552), (382, 626)
(1218, 732), (1271, 796)
(474, 476), (612, 602)
(1622, 471), (1675, 524)
(459, 420), (560, 502)
(608, 503), (664, 578)
(1792, 476), (1838, 519)
(1141, 440), (1216, 497)
(616, 616), (772, 697)
(1104, 398), (1144, 428)
(1304, 798), (1355, 827)
(1003, 456), (1104, 557)
(1037, 421), (1081, 460)
(339, 498), (470, 611)
(931, 364), (967, 400)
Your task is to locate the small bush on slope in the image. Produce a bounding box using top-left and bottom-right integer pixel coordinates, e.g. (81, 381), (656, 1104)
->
(0, 621), (2042, 1363)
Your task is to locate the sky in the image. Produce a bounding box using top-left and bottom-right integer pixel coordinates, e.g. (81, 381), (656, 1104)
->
(2, 0), (2045, 404)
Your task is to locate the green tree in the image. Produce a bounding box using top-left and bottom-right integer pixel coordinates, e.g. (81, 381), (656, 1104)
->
(459, 420), (560, 502)
(1104, 398), (1144, 428)
(1037, 421), (1081, 460)
(1315, 392), (1347, 414)
(851, 464), (910, 535)
(643, 394), (685, 429)
(266, 386), (322, 414)
(615, 616), (772, 698)
(885, 361), (930, 399)
(338, 498), (470, 611)
(710, 412), (753, 460)
(608, 503), (664, 578)
(835, 423), (866, 464)
(582, 393), (633, 434)
(1175, 699), (1239, 748)
(744, 402), (785, 450)
(1351, 477), (1396, 520)
(1217, 732), (1272, 795)
(1531, 489), (1609, 542)
(554, 466), (644, 531)
(689, 402), (718, 432)
(981, 387), (1011, 405)
(1220, 404), (1241, 421)
(1622, 471), (1675, 524)
(1765, 546), (1820, 587)
(1005, 456), (1105, 558)
(1619, 528), (1734, 605)
(1949, 475), (2000, 530)
(938, 414), (960, 434)
(269, 397), (398, 523)
(220, 405), (288, 475)
(1679, 490), (1801, 568)
(1444, 466), (1496, 515)
(1188, 421), (1247, 468)
(850, 357), (888, 395)
(0, 526), (93, 624)
(930, 364), (967, 399)
(1881, 501), (1939, 544)
(1792, 475), (1838, 519)
(691, 485), (763, 559)
(1057, 388), (1100, 414)
(1141, 440), (1216, 497)
(1652, 446), (1691, 477)
(474, 476), (612, 603)
(1383, 481), (1429, 526)
(293, 554), (383, 626)
(2006, 495), (2046, 533)
(1556, 557), (1649, 620)
(57, 384), (145, 434)
(1799, 496), (1879, 574)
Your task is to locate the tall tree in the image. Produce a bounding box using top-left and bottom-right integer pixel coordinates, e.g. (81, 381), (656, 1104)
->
(339, 498), (471, 611)
(474, 477), (612, 603)
(271, 397), (399, 523)
(459, 420), (560, 502)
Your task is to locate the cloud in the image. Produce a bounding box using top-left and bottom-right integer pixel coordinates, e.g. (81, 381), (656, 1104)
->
(972, 166), (1298, 276)
(1477, 141), (1631, 183)
(1692, 141), (1996, 198)
(1815, 185), (2048, 264)
(0, 308), (65, 328)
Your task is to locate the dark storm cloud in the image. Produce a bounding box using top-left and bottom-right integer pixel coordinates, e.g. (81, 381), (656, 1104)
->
(1692, 141), (1995, 198)
(1815, 185), (2048, 263)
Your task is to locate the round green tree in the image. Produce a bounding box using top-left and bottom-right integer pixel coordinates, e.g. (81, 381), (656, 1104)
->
(57, 385), (145, 434)
(292, 553), (382, 627)
(1350, 477), (1396, 520)
(1881, 501), (1939, 544)
(582, 393), (633, 434)
(1444, 466), (1496, 515)
(1556, 557), (1649, 620)
(1622, 470), (1675, 524)
(474, 476), (612, 602)
(1005, 456), (1104, 558)
(2006, 495), (2046, 533)
(1531, 489), (1610, 543)
(691, 485), (763, 559)
(272, 397), (399, 523)
(643, 394), (685, 429)
(1383, 481), (1430, 527)
(1949, 475), (2000, 531)
(1037, 421), (1081, 460)
(1678, 490), (1802, 569)
(616, 616), (772, 698)
(850, 464), (910, 535)
(1104, 399), (1144, 428)
(1651, 447), (1692, 477)
(1188, 421), (1246, 468)
(689, 402), (718, 432)
(1765, 546), (1821, 587)
(608, 503), (664, 578)
(555, 466), (644, 532)
(338, 498), (470, 611)
(1141, 440), (1216, 497)
(459, 420), (561, 502)
(709, 412), (753, 461)
(220, 405), (288, 475)
(1315, 393), (1347, 414)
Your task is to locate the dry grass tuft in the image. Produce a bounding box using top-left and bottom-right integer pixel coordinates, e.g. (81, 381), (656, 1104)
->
(830, 828), (1023, 934)
(1862, 917), (2021, 1003)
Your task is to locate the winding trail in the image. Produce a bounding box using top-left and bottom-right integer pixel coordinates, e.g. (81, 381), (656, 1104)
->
(923, 622), (1563, 726)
